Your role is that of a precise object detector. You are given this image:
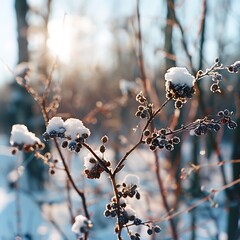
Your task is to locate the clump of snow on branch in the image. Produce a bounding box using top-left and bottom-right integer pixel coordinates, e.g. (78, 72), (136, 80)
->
(165, 67), (195, 87)
(165, 67), (196, 108)
(46, 117), (65, 134)
(43, 117), (90, 143)
(64, 118), (90, 139)
(71, 214), (92, 235)
(125, 204), (136, 218)
(10, 124), (41, 146)
(123, 174), (140, 188)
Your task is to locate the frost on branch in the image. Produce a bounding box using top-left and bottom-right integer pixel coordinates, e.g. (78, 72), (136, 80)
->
(43, 117), (91, 152)
(10, 124), (44, 152)
(165, 67), (195, 108)
(84, 150), (110, 179)
(71, 214), (92, 235)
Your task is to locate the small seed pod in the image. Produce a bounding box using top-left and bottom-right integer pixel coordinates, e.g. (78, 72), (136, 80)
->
(172, 136), (180, 144)
(62, 141), (68, 148)
(154, 225), (161, 233)
(101, 135), (108, 143)
(175, 100), (183, 109)
(227, 66), (234, 72)
(210, 83), (220, 93)
(12, 148), (17, 155)
(135, 111), (141, 117)
(223, 109), (230, 116)
(100, 145), (106, 153)
(228, 121), (237, 130)
(147, 228), (153, 235)
(143, 129), (150, 136)
(82, 133), (89, 139)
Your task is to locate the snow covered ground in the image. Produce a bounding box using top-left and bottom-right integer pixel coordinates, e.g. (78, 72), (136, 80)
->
(0, 140), (233, 239)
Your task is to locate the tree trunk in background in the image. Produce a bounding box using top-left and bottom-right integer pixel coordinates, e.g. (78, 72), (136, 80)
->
(227, 92), (240, 240)
(190, 1), (207, 239)
(14, 0), (46, 191)
(15, 0), (29, 62)
(164, 0), (176, 69)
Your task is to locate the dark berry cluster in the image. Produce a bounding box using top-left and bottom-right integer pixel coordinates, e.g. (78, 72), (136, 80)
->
(43, 128), (90, 153)
(104, 197), (137, 230)
(144, 129), (180, 152)
(165, 81), (195, 108)
(118, 182), (141, 199)
(129, 224), (161, 239)
(193, 109), (237, 136)
(61, 133), (89, 153)
(146, 225), (162, 235)
(12, 141), (45, 154)
(129, 232), (141, 240)
(104, 196), (161, 239)
(135, 92), (153, 119)
(42, 127), (66, 140)
(218, 109), (237, 129)
(227, 61), (240, 73)
(84, 157), (110, 179)
(194, 122), (220, 135)
(210, 72), (222, 93)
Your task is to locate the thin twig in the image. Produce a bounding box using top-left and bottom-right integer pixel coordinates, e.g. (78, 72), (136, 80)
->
(113, 98), (171, 176)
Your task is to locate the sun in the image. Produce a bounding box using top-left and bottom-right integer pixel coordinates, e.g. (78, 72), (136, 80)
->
(47, 18), (73, 63)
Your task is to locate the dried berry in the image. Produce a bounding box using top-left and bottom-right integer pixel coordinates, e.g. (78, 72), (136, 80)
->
(101, 135), (108, 143)
(100, 145), (106, 153)
(228, 121), (237, 130)
(213, 123), (221, 132)
(165, 144), (174, 151)
(223, 109), (230, 116)
(210, 83), (220, 93)
(147, 228), (153, 235)
(144, 129), (150, 136)
(61, 141), (68, 148)
(154, 225), (161, 233)
(172, 136), (180, 144)
(175, 100), (183, 109)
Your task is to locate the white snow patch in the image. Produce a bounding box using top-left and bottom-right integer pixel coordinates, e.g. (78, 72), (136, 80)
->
(10, 124), (41, 146)
(125, 204), (136, 217)
(0, 188), (14, 211)
(72, 214), (91, 234)
(46, 117), (90, 139)
(165, 67), (195, 87)
(123, 174), (140, 187)
(46, 117), (65, 133)
(84, 150), (102, 170)
(64, 118), (90, 139)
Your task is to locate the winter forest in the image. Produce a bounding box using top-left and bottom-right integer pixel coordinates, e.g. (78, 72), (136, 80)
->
(0, 0), (240, 239)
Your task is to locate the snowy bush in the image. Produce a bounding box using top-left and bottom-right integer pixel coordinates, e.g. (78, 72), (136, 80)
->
(8, 59), (239, 240)
(5, 2), (240, 240)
